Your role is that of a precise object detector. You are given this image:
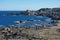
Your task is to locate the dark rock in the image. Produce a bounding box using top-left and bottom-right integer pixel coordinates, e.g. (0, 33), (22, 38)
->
(37, 8), (60, 20)
(56, 29), (60, 32)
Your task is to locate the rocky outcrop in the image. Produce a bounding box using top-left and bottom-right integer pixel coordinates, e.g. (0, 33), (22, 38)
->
(37, 8), (60, 20)
(15, 20), (25, 24)
(25, 10), (37, 15)
(25, 8), (60, 20)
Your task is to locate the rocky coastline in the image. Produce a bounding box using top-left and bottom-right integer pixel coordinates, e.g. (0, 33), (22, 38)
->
(0, 22), (60, 40)
(4, 8), (60, 20)
(0, 8), (60, 40)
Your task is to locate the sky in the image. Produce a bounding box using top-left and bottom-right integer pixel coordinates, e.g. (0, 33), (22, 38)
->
(0, 0), (60, 10)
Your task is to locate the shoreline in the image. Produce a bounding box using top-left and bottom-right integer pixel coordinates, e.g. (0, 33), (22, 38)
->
(0, 21), (60, 40)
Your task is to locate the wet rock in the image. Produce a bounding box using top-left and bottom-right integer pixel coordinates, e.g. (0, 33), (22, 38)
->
(15, 20), (25, 24)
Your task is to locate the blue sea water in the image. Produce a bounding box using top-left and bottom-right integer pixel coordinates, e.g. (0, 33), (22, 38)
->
(0, 11), (53, 27)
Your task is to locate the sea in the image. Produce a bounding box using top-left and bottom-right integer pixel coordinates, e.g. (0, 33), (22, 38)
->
(0, 11), (53, 27)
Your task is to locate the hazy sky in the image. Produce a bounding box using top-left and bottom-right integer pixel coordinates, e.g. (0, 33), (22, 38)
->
(0, 0), (60, 10)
